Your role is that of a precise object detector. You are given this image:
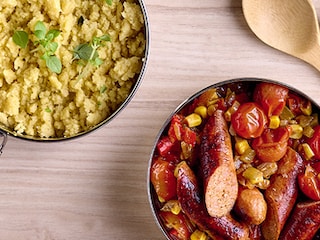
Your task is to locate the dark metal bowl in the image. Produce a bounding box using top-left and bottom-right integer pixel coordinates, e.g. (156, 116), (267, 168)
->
(147, 77), (320, 240)
(0, 0), (150, 150)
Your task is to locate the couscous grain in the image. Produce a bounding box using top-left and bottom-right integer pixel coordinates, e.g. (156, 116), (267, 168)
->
(0, 0), (146, 138)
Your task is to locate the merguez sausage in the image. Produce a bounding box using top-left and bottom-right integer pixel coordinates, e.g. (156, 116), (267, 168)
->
(200, 109), (238, 218)
(175, 161), (249, 240)
(279, 201), (320, 240)
(261, 147), (304, 240)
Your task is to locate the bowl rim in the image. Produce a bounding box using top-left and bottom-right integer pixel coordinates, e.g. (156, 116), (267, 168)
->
(147, 77), (320, 239)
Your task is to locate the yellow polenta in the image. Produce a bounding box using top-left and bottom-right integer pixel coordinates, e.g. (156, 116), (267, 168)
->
(0, 0), (145, 138)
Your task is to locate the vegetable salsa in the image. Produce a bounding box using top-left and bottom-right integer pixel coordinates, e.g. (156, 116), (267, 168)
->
(149, 79), (320, 240)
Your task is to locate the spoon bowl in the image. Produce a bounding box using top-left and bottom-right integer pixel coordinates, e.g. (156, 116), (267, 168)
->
(242, 0), (320, 71)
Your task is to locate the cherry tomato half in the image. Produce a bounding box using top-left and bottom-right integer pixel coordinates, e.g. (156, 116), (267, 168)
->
(253, 82), (289, 117)
(307, 125), (320, 160)
(252, 126), (291, 162)
(150, 158), (177, 202)
(298, 164), (320, 200)
(231, 102), (267, 139)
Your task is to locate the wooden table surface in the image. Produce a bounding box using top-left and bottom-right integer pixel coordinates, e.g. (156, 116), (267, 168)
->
(2, 0), (320, 239)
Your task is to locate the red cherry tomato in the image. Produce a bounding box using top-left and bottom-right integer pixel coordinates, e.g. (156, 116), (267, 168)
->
(252, 126), (291, 162)
(231, 102), (267, 139)
(287, 93), (312, 116)
(159, 211), (193, 240)
(150, 158), (177, 202)
(253, 82), (289, 117)
(307, 125), (320, 160)
(298, 164), (320, 200)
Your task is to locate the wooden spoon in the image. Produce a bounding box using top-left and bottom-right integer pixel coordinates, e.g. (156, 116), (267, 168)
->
(242, 0), (320, 71)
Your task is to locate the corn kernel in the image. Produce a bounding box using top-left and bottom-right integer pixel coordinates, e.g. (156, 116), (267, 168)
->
(242, 167), (264, 184)
(289, 124), (303, 139)
(194, 106), (208, 119)
(190, 230), (208, 240)
(301, 143), (315, 160)
(185, 113), (202, 128)
(235, 137), (250, 155)
(269, 115), (280, 129)
(161, 200), (181, 215)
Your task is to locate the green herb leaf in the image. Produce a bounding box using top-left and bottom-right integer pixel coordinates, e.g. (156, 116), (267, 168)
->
(34, 21), (47, 40)
(105, 0), (112, 6)
(13, 21), (62, 74)
(93, 34), (111, 46)
(93, 57), (103, 66)
(73, 43), (94, 61)
(46, 42), (58, 53)
(46, 29), (60, 41)
(34, 30), (46, 40)
(12, 31), (29, 49)
(46, 55), (62, 74)
(35, 21), (47, 34)
(73, 34), (111, 80)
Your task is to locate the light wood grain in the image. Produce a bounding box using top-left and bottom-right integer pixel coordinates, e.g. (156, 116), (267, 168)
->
(1, 1), (320, 239)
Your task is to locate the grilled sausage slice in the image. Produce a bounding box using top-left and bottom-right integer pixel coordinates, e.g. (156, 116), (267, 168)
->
(175, 161), (249, 240)
(279, 200), (320, 240)
(261, 147), (304, 240)
(200, 109), (238, 217)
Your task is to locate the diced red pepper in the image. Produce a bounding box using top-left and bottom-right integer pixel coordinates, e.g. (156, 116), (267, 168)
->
(168, 114), (184, 143)
(157, 136), (175, 157)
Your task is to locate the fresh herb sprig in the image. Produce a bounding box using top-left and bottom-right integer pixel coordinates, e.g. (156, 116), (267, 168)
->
(73, 34), (111, 80)
(12, 21), (62, 74)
